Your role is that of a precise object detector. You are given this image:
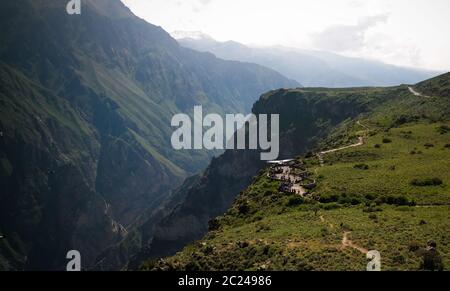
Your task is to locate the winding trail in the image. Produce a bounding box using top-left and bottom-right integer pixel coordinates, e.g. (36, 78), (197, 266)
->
(317, 121), (369, 167)
(408, 86), (431, 99)
(342, 232), (368, 254)
(319, 216), (367, 254)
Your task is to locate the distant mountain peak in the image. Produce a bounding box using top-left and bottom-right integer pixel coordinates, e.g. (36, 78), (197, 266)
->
(171, 30), (214, 41)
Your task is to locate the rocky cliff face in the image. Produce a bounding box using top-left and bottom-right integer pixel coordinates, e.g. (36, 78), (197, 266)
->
(117, 87), (388, 270)
(0, 0), (297, 270)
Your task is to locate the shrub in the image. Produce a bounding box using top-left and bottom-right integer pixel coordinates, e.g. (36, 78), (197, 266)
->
(392, 254), (406, 264)
(364, 194), (377, 201)
(354, 163), (369, 170)
(202, 245), (214, 255)
(394, 115), (419, 127)
(305, 152), (314, 158)
(368, 214), (378, 220)
(321, 203), (340, 210)
(339, 195), (363, 205)
(374, 144), (381, 149)
(424, 143), (434, 148)
(363, 206), (382, 213)
(286, 197), (304, 207)
(397, 206), (414, 212)
(382, 195), (413, 206)
(437, 125), (449, 134)
(382, 138), (392, 144)
(208, 218), (221, 231)
(318, 194), (339, 203)
(238, 202), (251, 214)
(320, 227), (330, 237)
(408, 242), (422, 252)
(411, 178), (443, 186)
(445, 144), (450, 148)
(237, 241), (249, 248)
(264, 190), (273, 197)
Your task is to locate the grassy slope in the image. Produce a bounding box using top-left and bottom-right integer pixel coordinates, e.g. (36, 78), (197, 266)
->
(141, 78), (450, 271)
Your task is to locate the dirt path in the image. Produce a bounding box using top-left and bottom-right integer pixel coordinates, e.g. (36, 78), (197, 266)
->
(319, 215), (335, 229)
(320, 137), (364, 155)
(317, 137), (364, 167)
(317, 121), (369, 167)
(342, 232), (368, 254)
(409, 86), (431, 99)
(318, 216), (366, 253)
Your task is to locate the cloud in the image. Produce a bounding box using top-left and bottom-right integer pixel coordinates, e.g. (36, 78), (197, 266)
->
(361, 32), (424, 67)
(191, 0), (213, 13)
(198, 0), (212, 5)
(312, 14), (389, 52)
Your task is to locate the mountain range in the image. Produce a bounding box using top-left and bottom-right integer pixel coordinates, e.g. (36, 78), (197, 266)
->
(175, 32), (441, 88)
(0, 0), (448, 272)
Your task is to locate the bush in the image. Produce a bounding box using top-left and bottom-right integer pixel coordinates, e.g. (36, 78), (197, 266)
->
(318, 194), (339, 203)
(437, 125), (449, 134)
(445, 144), (450, 148)
(264, 190), (273, 197)
(238, 202), (251, 214)
(382, 138), (392, 144)
(408, 242), (422, 252)
(411, 178), (443, 187)
(363, 206), (382, 213)
(320, 227), (330, 237)
(381, 195), (413, 206)
(424, 143), (434, 148)
(392, 254), (406, 264)
(339, 195), (363, 205)
(374, 144), (381, 149)
(364, 194), (377, 201)
(321, 202), (341, 210)
(368, 214), (378, 220)
(394, 115), (419, 127)
(286, 197), (304, 207)
(208, 218), (221, 231)
(354, 163), (369, 170)
(305, 152), (314, 158)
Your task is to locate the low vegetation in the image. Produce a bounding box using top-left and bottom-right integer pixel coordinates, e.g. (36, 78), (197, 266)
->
(141, 78), (450, 271)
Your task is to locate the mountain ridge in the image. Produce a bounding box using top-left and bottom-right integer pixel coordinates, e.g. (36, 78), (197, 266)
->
(140, 73), (450, 271)
(175, 32), (441, 88)
(0, 0), (297, 270)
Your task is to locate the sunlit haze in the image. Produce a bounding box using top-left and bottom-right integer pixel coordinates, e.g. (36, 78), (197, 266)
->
(122, 0), (450, 71)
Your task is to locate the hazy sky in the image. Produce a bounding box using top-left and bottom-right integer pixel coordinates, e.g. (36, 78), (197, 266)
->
(121, 0), (450, 71)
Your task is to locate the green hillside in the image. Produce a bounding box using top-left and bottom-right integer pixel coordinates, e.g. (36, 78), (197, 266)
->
(0, 0), (297, 270)
(141, 75), (450, 271)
